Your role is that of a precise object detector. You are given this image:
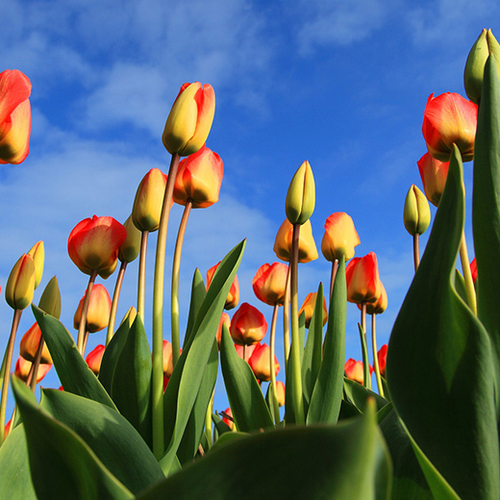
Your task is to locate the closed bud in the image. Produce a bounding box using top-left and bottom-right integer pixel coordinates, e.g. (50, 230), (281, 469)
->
(73, 284), (112, 333)
(285, 160), (315, 225)
(321, 212), (360, 262)
(85, 344), (106, 375)
(345, 252), (382, 304)
(38, 276), (61, 318)
(299, 292), (327, 329)
(27, 240), (44, 289)
(404, 185), (431, 236)
(5, 253), (35, 310)
(230, 303), (267, 346)
(273, 218), (318, 263)
(121, 306), (137, 328)
(248, 343), (280, 382)
(20, 322), (52, 364)
(119, 216), (141, 263)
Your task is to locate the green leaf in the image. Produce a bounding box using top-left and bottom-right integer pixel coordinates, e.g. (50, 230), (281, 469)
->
(138, 402), (392, 500)
(343, 378), (388, 414)
(11, 377), (133, 500)
(39, 388), (164, 495)
(183, 269), (207, 350)
(220, 324), (274, 432)
(307, 256), (347, 424)
(32, 304), (117, 410)
(387, 145), (500, 498)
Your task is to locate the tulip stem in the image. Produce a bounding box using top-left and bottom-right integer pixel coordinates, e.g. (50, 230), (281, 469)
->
(413, 234), (420, 272)
(269, 302), (280, 425)
(77, 270), (97, 354)
(329, 259), (339, 302)
(358, 320), (372, 391)
(28, 336), (45, 393)
(152, 152), (180, 460)
(0, 309), (22, 446)
(289, 223), (304, 424)
(107, 261), (127, 345)
(459, 231), (477, 315)
(371, 314), (384, 398)
(137, 231), (149, 321)
(171, 200), (192, 368)
(283, 265), (291, 366)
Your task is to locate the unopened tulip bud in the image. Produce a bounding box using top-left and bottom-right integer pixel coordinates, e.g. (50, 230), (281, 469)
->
(74, 284), (112, 333)
(230, 303), (267, 346)
(273, 219), (318, 263)
(299, 292), (327, 328)
(344, 358), (373, 385)
(15, 356), (52, 383)
(321, 212), (360, 262)
(5, 254), (35, 310)
(20, 322), (52, 364)
(207, 262), (239, 310)
(119, 216), (141, 263)
(361, 281), (388, 315)
(285, 160), (315, 225)
(216, 312), (231, 348)
(377, 345), (388, 377)
(276, 381), (285, 407)
(86, 344), (105, 375)
(252, 262), (288, 306)
(248, 343), (280, 382)
(27, 241), (44, 289)
(417, 152), (449, 207)
(38, 276), (61, 318)
(121, 306), (137, 328)
(345, 252), (382, 304)
(404, 185), (431, 236)
(162, 82), (215, 156)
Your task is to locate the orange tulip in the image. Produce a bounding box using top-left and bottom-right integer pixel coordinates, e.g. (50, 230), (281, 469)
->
(206, 261), (239, 310)
(275, 380), (286, 407)
(417, 152), (449, 207)
(248, 343), (280, 382)
(85, 344), (105, 375)
(74, 284), (112, 333)
(377, 345), (388, 378)
(222, 407), (235, 430)
(422, 92), (477, 162)
(344, 358), (373, 385)
(19, 322), (52, 364)
(230, 303), (267, 346)
(162, 82), (215, 156)
(273, 218), (318, 263)
(0, 69), (31, 164)
(173, 145), (223, 208)
(361, 281), (388, 315)
(68, 215), (127, 278)
(345, 252), (382, 304)
(15, 356), (52, 383)
(299, 292), (327, 328)
(252, 262), (288, 306)
(321, 212), (360, 262)
(216, 312), (231, 348)
(162, 340), (173, 378)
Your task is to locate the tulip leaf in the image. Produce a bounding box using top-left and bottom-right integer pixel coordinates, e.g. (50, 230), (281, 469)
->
(161, 240), (246, 474)
(220, 324), (274, 432)
(11, 377), (134, 500)
(343, 378), (388, 414)
(307, 256), (346, 424)
(39, 387), (164, 494)
(387, 145), (500, 498)
(183, 268), (207, 350)
(473, 55), (500, 407)
(32, 304), (117, 410)
(137, 401), (392, 500)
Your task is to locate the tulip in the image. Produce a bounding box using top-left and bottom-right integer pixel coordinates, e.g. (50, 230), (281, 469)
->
(345, 252), (382, 304)
(27, 241), (44, 290)
(464, 29), (500, 104)
(404, 185), (431, 236)
(74, 284), (112, 333)
(162, 340), (179, 379)
(173, 145), (224, 208)
(470, 257), (477, 283)
(299, 292), (327, 328)
(68, 215), (127, 279)
(422, 92), (477, 162)
(0, 69), (31, 164)
(4, 418), (11, 438)
(344, 358), (373, 385)
(207, 262), (239, 310)
(321, 212), (360, 262)
(132, 168), (168, 232)
(363, 281), (388, 315)
(19, 322), (52, 364)
(417, 152), (449, 207)
(234, 342), (258, 360)
(85, 344), (105, 375)
(14, 356), (52, 384)
(230, 303), (268, 346)
(248, 343), (280, 382)
(5, 254), (35, 310)
(285, 160), (315, 225)
(162, 82), (215, 157)
(221, 407), (235, 430)
(252, 262), (288, 306)
(377, 345), (388, 378)
(119, 216), (141, 263)
(216, 312), (231, 348)
(273, 218), (318, 263)
(275, 381), (286, 407)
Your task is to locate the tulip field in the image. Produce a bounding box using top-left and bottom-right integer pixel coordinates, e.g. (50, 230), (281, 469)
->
(1, 28), (500, 499)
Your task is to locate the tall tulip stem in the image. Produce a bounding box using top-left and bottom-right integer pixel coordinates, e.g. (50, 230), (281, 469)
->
(107, 261), (127, 345)
(459, 230), (477, 315)
(371, 314), (384, 398)
(171, 199), (192, 368)
(137, 231), (149, 320)
(269, 302), (280, 425)
(283, 265), (291, 365)
(152, 152), (180, 459)
(413, 234), (420, 272)
(28, 336), (45, 392)
(358, 321), (372, 391)
(77, 270), (97, 354)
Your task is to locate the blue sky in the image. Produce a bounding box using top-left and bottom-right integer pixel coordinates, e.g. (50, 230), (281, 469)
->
(1, 0), (498, 413)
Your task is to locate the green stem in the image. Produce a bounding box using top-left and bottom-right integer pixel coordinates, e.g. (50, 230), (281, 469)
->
(371, 313), (384, 398)
(171, 200), (192, 368)
(0, 309), (22, 445)
(413, 233), (420, 272)
(459, 230), (477, 315)
(283, 265), (291, 366)
(137, 231), (149, 321)
(152, 152), (180, 460)
(77, 270), (98, 354)
(358, 320), (372, 391)
(205, 390), (214, 449)
(106, 261), (127, 345)
(269, 302), (280, 425)
(28, 336), (45, 393)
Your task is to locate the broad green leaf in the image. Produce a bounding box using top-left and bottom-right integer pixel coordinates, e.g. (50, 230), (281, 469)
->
(343, 378), (388, 414)
(183, 269), (207, 350)
(387, 145), (500, 498)
(11, 377), (133, 500)
(220, 324), (274, 432)
(39, 388), (164, 495)
(32, 305), (116, 410)
(307, 256), (346, 424)
(138, 402), (392, 500)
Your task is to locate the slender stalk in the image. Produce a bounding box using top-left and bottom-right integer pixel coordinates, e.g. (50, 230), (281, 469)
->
(0, 309), (22, 445)
(243, 344), (247, 362)
(358, 321), (372, 391)
(360, 301), (367, 341)
(459, 230), (477, 315)
(152, 152), (180, 460)
(205, 390), (214, 449)
(171, 200), (192, 368)
(77, 270), (98, 354)
(107, 261), (127, 345)
(137, 231), (149, 321)
(28, 336), (45, 392)
(283, 265), (291, 365)
(289, 223), (304, 424)
(82, 331), (90, 358)
(413, 234), (420, 272)
(371, 314), (384, 398)
(329, 259), (339, 301)
(269, 302), (280, 424)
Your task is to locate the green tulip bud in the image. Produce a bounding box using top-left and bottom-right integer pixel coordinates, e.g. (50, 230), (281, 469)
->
(404, 185), (431, 236)
(38, 276), (61, 318)
(5, 254), (35, 310)
(285, 160), (315, 225)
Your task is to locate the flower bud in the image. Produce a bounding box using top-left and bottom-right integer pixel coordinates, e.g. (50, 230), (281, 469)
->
(19, 322), (52, 364)
(132, 168), (168, 232)
(275, 381), (285, 407)
(38, 276), (61, 318)
(206, 261), (239, 310)
(73, 284), (112, 333)
(470, 257), (477, 283)
(173, 145), (224, 208)
(85, 344), (105, 375)
(285, 160), (315, 225)
(404, 185), (431, 236)
(15, 356), (52, 383)
(230, 303), (267, 346)
(377, 345), (388, 377)
(5, 253), (35, 310)
(345, 252), (382, 304)
(361, 281), (388, 315)
(321, 212), (360, 262)
(27, 240), (44, 290)
(417, 152), (449, 207)
(299, 292), (327, 329)
(216, 312), (231, 348)
(252, 262), (288, 306)
(119, 216), (141, 263)
(162, 82), (215, 156)
(273, 219), (318, 263)
(121, 306), (137, 328)
(248, 343), (280, 382)
(344, 358), (373, 385)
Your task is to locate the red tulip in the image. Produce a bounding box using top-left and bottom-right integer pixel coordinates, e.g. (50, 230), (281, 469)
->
(207, 261), (239, 310)
(252, 262), (288, 306)
(422, 92), (477, 162)
(19, 322), (52, 364)
(344, 358), (373, 385)
(470, 257), (477, 283)
(299, 292), (327, 328)
(230, 303), (267, 346)
(321, 212), (360, 262)
(0, 69), (31, 164)
(221, 407), (235, 430)
(417, 152), (449, 207)
(73, 284), (112, 333)
(68, 215), (127, 278)
(359, 281), (388, 315)
(173, 145), (223, 208)
(377, 345), (388, 378)
(248, 343), (280, 382)
(85, 344), (105, 375)
(346, 252), (382, 304)
(216, 312), (231, 348)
